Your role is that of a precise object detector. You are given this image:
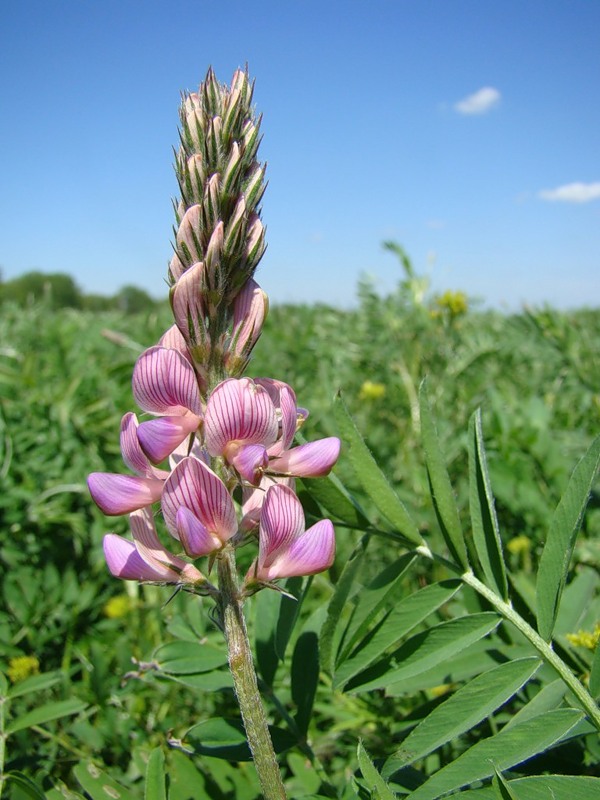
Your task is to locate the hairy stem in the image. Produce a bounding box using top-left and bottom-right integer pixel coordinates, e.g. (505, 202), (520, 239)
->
(217, 546), (287, 800)
(416, 545), (600, 730)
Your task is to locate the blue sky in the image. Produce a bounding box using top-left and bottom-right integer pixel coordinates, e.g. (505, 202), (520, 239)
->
(1, 0), (599, 309)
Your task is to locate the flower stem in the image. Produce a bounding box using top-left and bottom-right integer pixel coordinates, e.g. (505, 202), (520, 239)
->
(217, 546), (287, 799)
(416, 545), (600, 730)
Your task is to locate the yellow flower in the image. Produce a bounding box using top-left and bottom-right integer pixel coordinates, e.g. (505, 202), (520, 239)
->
(8, 655), (40, 683)
(566, 623), (600, 651)
(103, 594), (134, 619)
(435, 290), (468, 317)
(359, 381), (386, 401)
(507, 535), (531, 555)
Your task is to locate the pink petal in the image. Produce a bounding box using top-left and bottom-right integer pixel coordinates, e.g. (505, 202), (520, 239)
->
(130, 508), (205, 584)
(103, 534), (172, 581)
(159, 324), (193, 361)
(224, 442), (268, 486)
(88, 473), (163, 515)
(176, 507), (221, 557)
(176, 203), (202, 263)
(258, 484), (305, 570)
(132, 347), (203, 416)
(226, 280), (268, 367)
(120, 413), (168, 479)
(256, 519), (335, 581)
(170, 263), (210, 362)
(137, 414), (200, 463)
(256, 379), (298, 453)
(204, 378), (278, 456)
(268, 438), (341, 478)
(161, 457), (237, 545)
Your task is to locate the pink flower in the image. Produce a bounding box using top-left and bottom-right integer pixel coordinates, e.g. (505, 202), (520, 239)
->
(246, 484), (335, 583)
(88, 413), (167, 515)
(103, 507), (205, 585)
(204, 378), (278, 484)
(161, 457), (238, 557)
(133, 346), (203, 463)
(203, 377), (341, 486)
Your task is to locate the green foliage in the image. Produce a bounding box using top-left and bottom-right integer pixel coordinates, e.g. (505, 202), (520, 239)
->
(0, 291), (599, 798)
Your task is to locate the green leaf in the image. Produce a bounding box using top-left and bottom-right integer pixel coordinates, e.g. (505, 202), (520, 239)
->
(5, 772), (47, 800)
(536, 435), (600, 641)
(357, 741), (398, 800)
(338, 552), (416, 664)
(419, 381), (468, 568)
(320, 536), (368, 674)
(74, 762), (138, 800)
(492, 768), (519, 800)
(334, 580), (462, 689)
(6, 698), (86, 734)
(382, 657), (540, 776)
(302, 472), (371, 529)
(442, 775), (600, 800)
(468, 409), (508, 600)
(590, 640), (600, 699)
(154, 640), (228, 674)
(406, 709), (583, 800)
(292, 631), (320, 736)
(6, 670), (62, 699)
(275, 576), (306, 660)
(183, 717), (296, 761)
(345, 612), (501, 694)
(333, 392), (423, 545)
(503, 679), (566, 729)
(145, 748), (166, 800)
(254, 586), (281, 686)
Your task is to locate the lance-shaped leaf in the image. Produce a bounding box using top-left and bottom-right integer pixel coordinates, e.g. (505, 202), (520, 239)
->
(334, 580), (463, 688)
(344, 612), (501, 693)
(357, 742), (398, 800)
(536, 434), (600, 641)
(333, 392), (423, 546)
(382, 657), (541, 776)
(405, 708), (583, 800)
(468, 409), (508, 600)
(419, 380), (468, 568)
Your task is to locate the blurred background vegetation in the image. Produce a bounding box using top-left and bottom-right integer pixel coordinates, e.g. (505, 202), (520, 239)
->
(0, 250), (599, 795)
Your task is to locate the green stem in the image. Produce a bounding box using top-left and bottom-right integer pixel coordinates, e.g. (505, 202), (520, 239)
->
(0, 686), (7, 799)
(416, 545), (600, 730)
(217, 546), (287, 800)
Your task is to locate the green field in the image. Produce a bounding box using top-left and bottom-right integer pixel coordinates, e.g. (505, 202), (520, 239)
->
(1, 286), (599, 799)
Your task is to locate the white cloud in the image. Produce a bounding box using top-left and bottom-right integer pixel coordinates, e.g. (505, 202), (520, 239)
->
(454, 86), (501, 115)
(538, 182), (600, 203)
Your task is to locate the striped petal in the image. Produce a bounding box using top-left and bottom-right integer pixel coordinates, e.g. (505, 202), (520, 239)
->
(88, 473), (163, 515)
(137, 414), (200, 464)
(268, 438), (340, 478)
(256, 519), (335, 581)
(161, 457), (237, 546)
(129, 507), (203, 584)
(132, 346), (202, 416)
(171, 262), (210, 363)
(258, 484), (305, 570)
(204, 378), (278, 456)
(256, 378), (298, 454)
(224, 442), (269, 486)
(103, 534), (173, 582)
(176, 506), (221, 557)
(120, 413), (168, 479)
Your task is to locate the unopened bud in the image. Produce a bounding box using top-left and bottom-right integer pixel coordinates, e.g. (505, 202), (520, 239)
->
(223, 141), (243, 195)
(176, 204), (203, 265)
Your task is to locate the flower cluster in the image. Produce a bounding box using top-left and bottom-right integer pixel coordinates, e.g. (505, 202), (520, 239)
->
(88, 68), (340, 595)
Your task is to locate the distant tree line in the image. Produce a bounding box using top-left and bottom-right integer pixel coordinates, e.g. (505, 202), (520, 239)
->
(0, 270), (163, 314)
